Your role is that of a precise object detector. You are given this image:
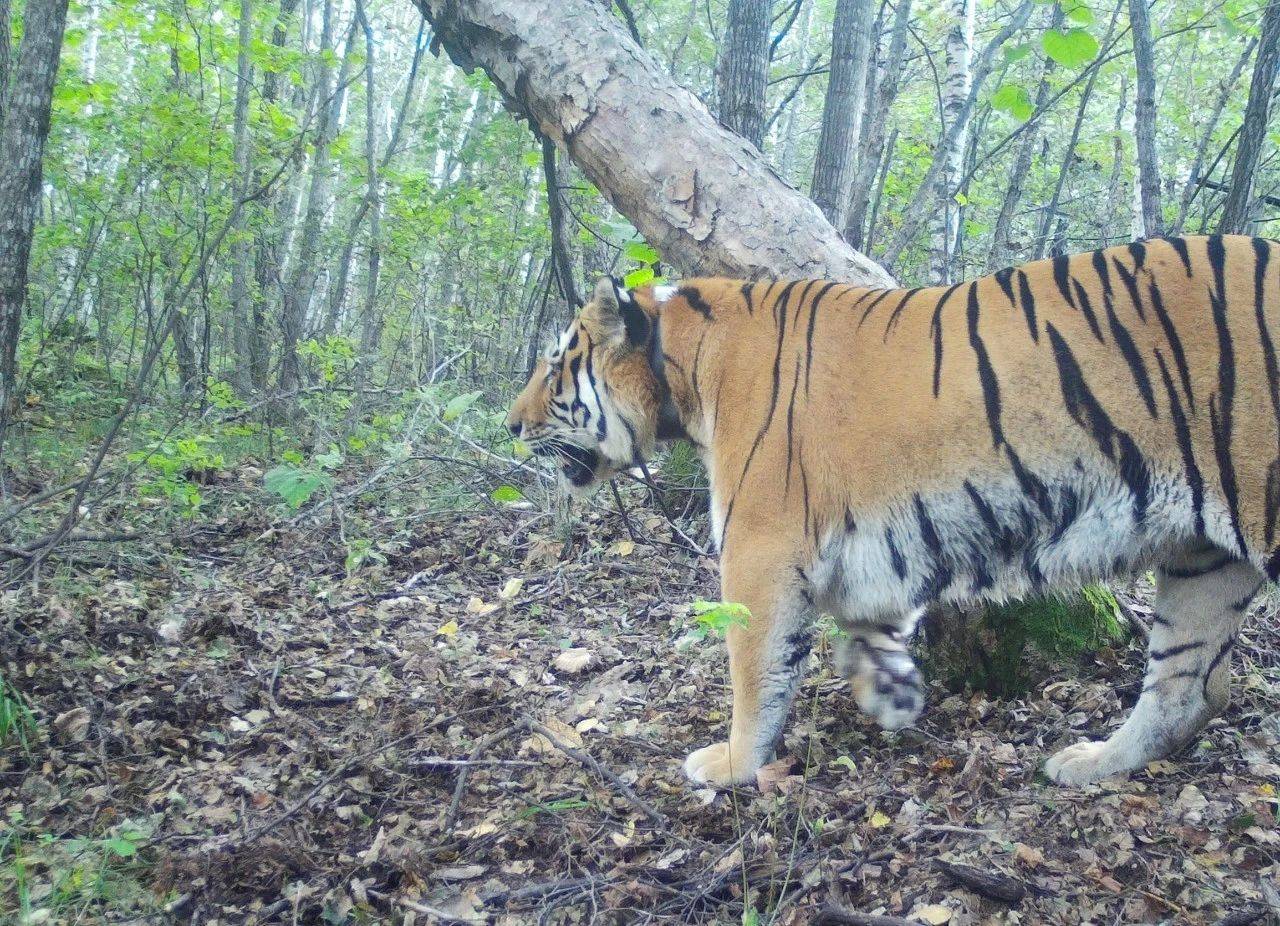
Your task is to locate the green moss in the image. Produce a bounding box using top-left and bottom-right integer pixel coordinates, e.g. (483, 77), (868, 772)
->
(922, 585), (1128, 698)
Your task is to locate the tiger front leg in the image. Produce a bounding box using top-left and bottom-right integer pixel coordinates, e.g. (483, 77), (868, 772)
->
(835, 614), (925, 731)
(684, 558), (813, 788)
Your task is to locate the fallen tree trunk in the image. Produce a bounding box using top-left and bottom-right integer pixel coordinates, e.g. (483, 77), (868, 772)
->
(409, 0), (894, 285)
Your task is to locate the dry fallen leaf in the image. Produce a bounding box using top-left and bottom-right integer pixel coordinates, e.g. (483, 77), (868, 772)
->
(553, 648), (595, 674)
(436, 619), (460, 636)
(466, 596), (498, 615)
(754, 757), (792, 795)
(499, 577), (524, 599)
(914, 903), (952, 924)
(869, 810), (892, 828)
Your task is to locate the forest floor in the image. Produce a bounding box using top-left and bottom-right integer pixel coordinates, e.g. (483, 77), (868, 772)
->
(2, 462), (1280, 925)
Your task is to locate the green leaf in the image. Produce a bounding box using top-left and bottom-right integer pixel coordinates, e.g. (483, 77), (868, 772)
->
(491, 485), (524, 503)
(1042, 27), (1099, 67)
(1003, 42), (1033, 63)
(104, 836), (138, 857)
(265, 465), (332, 509)
(623, 266), (655, 288)
(991, 83), (1035, 120)
(442, 390), (482, 422)
(623, 241), (659, 264)
(522, 149), (542, 168)
(690, 600), (751, 636)
(1064, 0), (1095, 25)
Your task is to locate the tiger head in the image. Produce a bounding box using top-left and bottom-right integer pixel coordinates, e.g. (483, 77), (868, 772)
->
(506, 277), (666, 493)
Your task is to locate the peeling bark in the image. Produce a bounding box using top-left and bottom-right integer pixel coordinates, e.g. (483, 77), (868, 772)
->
(411, 0), (894, 285)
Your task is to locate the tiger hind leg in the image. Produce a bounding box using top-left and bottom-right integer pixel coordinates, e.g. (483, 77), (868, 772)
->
(834, 612), (926, 731)
(1045, 541), (1262, 786)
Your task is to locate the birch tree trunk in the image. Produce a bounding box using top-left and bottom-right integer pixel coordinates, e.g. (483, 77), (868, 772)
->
(410, 0), (894, 285)
(844, 0), (911, 250)
(809, 0), (875, 226)
(1218, 0), (1280, 235)
(775, 0), (813, 180)
(229, 0), (256, 393)
(881, 0), (1031, 272)
(1173, 37), (1255, 234)
(928, 0), (974, 284)
(0, 0), (70, 433)
(717, 0), (770, 147)
(281, 0), (355, 397)
(1129, 0), (1163, 236)
(0, 0), (10, 129)
(987, 8), (1060, 270)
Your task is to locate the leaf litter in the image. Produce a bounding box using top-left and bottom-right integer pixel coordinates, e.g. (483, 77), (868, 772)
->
(1, 470), (1278, 924)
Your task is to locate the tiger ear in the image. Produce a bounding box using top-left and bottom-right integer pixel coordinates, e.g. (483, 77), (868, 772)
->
(590, 276), (649, 347)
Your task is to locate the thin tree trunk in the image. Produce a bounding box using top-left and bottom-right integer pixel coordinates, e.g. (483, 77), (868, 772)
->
(717, 0), (771, 147)
(810, 0), (875, 227)
(845, 0), (911, 250)
(1173, 37), (1255, 234)
(281, 1), (355, 397)
(1218, 0), (1280, 235)
(987, 7), (1060, 270)
(775, 0), (813, 180)
(881, 0), (1032, 271)
(542, 136), (582, 310)
(229, 0), (256, 393)
(1101, 75), (1129, 245)
(348, 0), (382, 427)
(0, 0), (70, 438)
(1129, 0), (1163, 236)
(1034, 0), (1122, 259)
(928, 0), (974, 283)
(412, 0), (894, 284)
(0, 0), (13, 131)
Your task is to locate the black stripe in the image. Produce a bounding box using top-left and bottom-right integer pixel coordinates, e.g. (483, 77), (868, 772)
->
(845, 507), (857, 532)
(1169, 237), (1193, 277)
(1162, 552), (1232, 580)
(741, 283), (755, 315)
(857, 287), (897, 329)
(680, 286), (716, 322)
(784, 363), (802, 490)
(1127, 240), (1147, 271)
(804, 281), (840, 395)
(1008, 447), (1053, 518)
(1231, 582), (1263, 612)
(1111, 256), (1147, 323)
(1202, 634), (1236, 698)
(1103, 281), (1158, 418)
(1148, 278), (1195, 412)
(967, 283), (1004, 448)
(1207, 236), (1246, 555)
(1015, 269), (1039, 341)
(787, 279), (819, 338)
(1053, 254), (1078, 308)
(1070, 278), (1105, 342)
(883, 288), (922, 339)
(912, 495), (953, 605)
(1155, 349), (1206, 536)
(994, 267), (1016, 306)
(931, 283), (964, 396)
(1149, 640), (1205, 660)
(1046, 322), (1151, 520)
(1252, 240), (1280, 542)
(799, 450), (813, 544)
(885, 527), (907, 579)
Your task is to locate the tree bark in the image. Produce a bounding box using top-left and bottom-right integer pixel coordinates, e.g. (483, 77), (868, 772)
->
(1128, 0), (1162, 236)
(229, 0), (256, 393)
(987, 7), (1060, 271)
(881, 0), (1032, 272)
(717, 0), (771, 148)
(810, 0), (875, 227)
(928, 0), (975, 284)
(0, 0), (71, 436)
(1218, 0), (1280, 235)
(411, 0), (894, 285)
(1174, 37), (1255, 234)
(348, 0), (383, 428)
(0, 0), (12, 130)
(281, 0), (355, 397)
(1035, 0), (1121, 258)
(542, 136), (582, 309)
(844, 0), (911, 250)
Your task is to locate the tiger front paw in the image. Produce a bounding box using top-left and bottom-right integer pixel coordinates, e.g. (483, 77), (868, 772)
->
(683, 741), (759, 787)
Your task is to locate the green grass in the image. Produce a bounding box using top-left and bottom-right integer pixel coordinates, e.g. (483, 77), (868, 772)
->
(0, 671), (37, 753)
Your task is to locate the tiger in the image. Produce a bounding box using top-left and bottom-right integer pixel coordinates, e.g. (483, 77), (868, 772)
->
(506, 234), (1280, 788)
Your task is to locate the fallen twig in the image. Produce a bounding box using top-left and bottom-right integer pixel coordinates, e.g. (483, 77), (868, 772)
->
(934, 859), (1026, 904)
(442, 724), (519, 833)
(813, 908), (918, 926)
(522, 717), (668, 831)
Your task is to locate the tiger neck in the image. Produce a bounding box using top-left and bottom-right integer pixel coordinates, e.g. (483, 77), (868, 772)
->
(646, 308), (692, 446)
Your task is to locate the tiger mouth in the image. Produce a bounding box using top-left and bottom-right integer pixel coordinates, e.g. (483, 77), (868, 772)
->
(540, 440), (599, 487)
